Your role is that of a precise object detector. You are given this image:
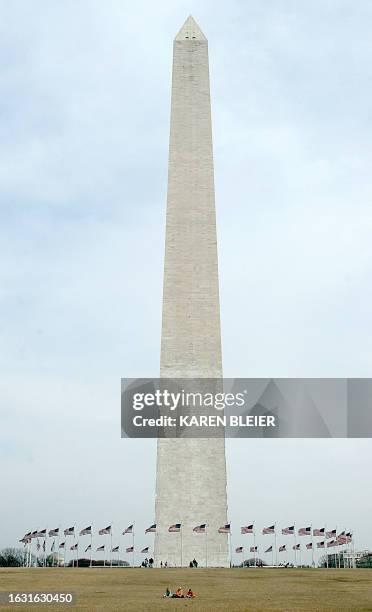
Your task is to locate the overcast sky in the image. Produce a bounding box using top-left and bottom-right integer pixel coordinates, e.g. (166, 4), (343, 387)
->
(1, 0), (372, 562)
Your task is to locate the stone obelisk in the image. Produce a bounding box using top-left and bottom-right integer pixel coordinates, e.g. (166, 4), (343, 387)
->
(154, 16), (229, 567)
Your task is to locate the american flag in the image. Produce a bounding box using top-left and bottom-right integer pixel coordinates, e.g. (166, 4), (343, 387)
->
(145, 524), (156, 533)
(30, 531), (38, 539)
(21, 532), (32, 544)
(59, 542), (65, 549)
(123, 525), (133, 534)
(70, 543), (78, 551)
(193, 524), (207, 533)
(49, 528), (59, 537)
(141, 547), (149, 554)
(326, 529), (336, 539)
(306, 542), (313, 550)
(235, 546), (243, 553)
(97, 545), (105, 551)
(20, 534), (31, 544)
(64, 527), (74, 537)
(262, 525), (275, 535)
(85, 544), (91, 552)
(282, 526), (294, 535)
(126, 546), (134, 553)
(80, 526), (92, 536)
(264, 546), (272, 553)
(313, 528), (325, 537)
(344, 532), (353, 543)
(99, 525), (111, 535)
(218, 523), (231, 534)
(112, 546), (119, 553)
(168, 523), (181, 533)
(293, 544), (300, 550)
(241, 525), (254, 534)
(337, 533), (351, 544)
(327, 540), (337, 548)
(317, 541), (325, 549)
(298, 527), (311, 536)
(250, 546), (258, 553)
(279, 545), (286, 552)
(36, 529), (46, 538)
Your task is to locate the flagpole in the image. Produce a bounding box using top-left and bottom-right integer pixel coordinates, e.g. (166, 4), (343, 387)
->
(311, 525), (314, 568)
(342, 527), (346, 569)
(132, 523), (135, 568)
(110, 525), (113, 568)
(345, 534), (348, 569)
(205, 524), (208, 568)
(180, 525), (183, 568)
(254, 528), (256, 567)
(274, 524), (277, 567)
(90, 529), (93, 568)
(293, 523), (301, 567)
(74, 524), (77, 568)
(56, 527), (60, 568)
(229, 529), (232, 568)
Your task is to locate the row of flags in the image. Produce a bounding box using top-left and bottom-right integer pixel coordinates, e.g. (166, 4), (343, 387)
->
(235, 539), (351, 554)
(64, 544), (136, 554)
(36, 538), (350, 556)
(241, 525), (352, 540)
(34, 540), (149, 554)
(20, 524), (136, 543)
(20, 524), (353, 543)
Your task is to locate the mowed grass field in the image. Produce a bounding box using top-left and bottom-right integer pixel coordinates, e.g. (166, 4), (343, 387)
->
(1, 567), (372, 611)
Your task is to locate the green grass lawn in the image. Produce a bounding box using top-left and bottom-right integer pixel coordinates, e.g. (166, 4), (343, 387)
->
(1, 567), (372, 611)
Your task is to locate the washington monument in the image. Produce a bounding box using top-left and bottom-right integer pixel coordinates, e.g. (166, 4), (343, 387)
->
(154, 16), (229, 567)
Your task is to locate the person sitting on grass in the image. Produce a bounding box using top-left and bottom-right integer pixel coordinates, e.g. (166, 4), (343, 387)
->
(163, 587), (172, 598)
(172, 587), (184, 598)
(186, 588), (197, 598)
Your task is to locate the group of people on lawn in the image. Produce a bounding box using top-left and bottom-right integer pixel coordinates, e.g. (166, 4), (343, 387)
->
(163, 587), (196, 599)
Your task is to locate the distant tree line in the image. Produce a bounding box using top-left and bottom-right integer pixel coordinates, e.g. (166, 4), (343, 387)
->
(0, 548), (25, 567)
(0, 548), (133, 568)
